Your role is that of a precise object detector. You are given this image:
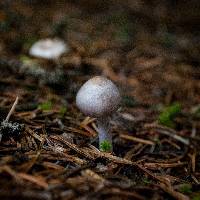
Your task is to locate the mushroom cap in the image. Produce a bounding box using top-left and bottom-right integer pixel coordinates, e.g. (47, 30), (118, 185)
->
(76, 76), (121, 118)
(29, 38), (69, 59)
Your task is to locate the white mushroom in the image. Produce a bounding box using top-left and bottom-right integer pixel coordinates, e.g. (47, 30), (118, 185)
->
(76, 76), (121, 152)
(29, 38), (69, 59)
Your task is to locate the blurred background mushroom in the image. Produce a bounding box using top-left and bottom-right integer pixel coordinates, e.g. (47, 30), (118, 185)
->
(29, 38), (69, 60)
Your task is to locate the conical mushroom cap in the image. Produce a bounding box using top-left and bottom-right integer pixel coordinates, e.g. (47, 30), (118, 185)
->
(76, 76), (121, 118)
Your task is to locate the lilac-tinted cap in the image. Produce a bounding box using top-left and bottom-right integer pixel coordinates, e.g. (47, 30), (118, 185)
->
(76, 76), (121, 118)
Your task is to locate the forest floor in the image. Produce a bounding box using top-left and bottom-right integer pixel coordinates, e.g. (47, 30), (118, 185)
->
(0, 1), (200, 200)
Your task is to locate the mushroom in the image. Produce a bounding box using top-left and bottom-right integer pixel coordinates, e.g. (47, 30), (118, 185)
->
(76, 76), (121, 152)
(29, 38), (69, 60)
(28, 38), (69, 84)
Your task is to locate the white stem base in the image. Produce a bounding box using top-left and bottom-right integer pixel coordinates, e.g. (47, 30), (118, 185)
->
(97, 117), (112, 152)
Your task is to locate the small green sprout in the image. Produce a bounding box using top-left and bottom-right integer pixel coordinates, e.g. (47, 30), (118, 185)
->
(20, 55), (32, 63)
(153, 138), (161, 145)
(59, 106), (67, 117)
(178, 184), (192, 194)
(143, 177), (151, 185)
(192, 194), (200, 200)
(158, 102), (181, 128)
(100, 140), (112, 152)
(38, 100), (53, 111)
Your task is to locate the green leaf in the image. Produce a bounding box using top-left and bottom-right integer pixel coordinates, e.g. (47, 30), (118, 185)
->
(38, 100), (53, 111)
(143, 177), (151, 185)
(158, 102), (181, 128)
(192, 194), (200, 200)
(59, 106), (67, 117)
(100, 140), (112, 152)
(178, 184), (192, 194)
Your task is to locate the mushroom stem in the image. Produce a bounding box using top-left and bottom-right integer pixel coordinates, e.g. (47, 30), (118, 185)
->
(97, 117), (112, 151)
